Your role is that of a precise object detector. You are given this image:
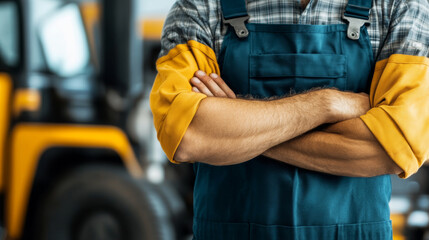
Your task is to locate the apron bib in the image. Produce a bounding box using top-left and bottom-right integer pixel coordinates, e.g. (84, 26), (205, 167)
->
(193, 0), (392, 239)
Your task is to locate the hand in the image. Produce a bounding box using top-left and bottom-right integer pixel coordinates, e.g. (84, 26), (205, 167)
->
(326, 89), (371, 122)
(190, 70), (236, 98)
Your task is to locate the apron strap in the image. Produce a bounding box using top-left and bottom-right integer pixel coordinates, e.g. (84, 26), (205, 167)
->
(220, 0), (250, 38)
(344, 0), (372, 20)
(221, 0), (248, 19)
(342, 0), (373, 40)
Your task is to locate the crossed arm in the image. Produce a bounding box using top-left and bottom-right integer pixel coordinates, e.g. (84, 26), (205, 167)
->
(264, 118), (402, 177)
(175, 71), (402, 177)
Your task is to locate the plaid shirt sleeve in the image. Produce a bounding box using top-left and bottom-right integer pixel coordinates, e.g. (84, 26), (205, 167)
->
(159, 0), (221, 57)
(377, 0), (429, 61)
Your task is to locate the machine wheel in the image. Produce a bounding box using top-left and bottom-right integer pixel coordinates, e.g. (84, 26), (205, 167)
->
(152, 182), (192, 239)
(36, 164), (175, 240)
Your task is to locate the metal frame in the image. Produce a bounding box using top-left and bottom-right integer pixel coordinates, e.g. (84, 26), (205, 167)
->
(0, 0), (25, 73)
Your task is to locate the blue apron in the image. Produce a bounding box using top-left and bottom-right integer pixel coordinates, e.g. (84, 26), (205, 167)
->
(193, 0), (392, 239)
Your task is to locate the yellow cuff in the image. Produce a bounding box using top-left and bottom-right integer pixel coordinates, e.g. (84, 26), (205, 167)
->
(361, 54), (429, 178)
(361, 108), (419, 178)
(150, 40), (220, 163)
(159, 92), (206, 163)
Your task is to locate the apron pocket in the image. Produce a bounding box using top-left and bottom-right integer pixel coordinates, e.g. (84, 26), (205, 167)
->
(338, 220), (392, 240)
(249, 223), (338, 240)
(249, 221), (392, 240)
(193, 219), (250, 240)
(249, 53), (347, 96)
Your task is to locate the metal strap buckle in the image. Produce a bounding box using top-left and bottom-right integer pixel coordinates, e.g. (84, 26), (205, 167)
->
(223, 15), (250, 38)
(342, 14), (370, 40)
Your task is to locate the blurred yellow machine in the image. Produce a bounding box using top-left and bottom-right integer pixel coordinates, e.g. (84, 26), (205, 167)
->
(0, 0), (192, 240)
(1, 1), (428, 240)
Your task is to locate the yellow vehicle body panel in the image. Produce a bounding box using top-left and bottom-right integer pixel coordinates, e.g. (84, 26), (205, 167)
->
(140, 18), (164, 40)
(7, 124), (143, 239)
(12, 89), (41, 117)
(0, 73), (12, 193)
(391, 213), (406, 240)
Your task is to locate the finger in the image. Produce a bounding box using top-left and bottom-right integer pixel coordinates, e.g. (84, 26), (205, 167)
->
(191, 77), (214, 97)
(195, 71), (228, 97)
(192, 87), (201, 93)
(209, 73), (236, 99)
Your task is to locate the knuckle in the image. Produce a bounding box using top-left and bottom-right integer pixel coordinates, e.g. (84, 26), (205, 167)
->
(201, 75), (212, 83)
(214, 78), (226, 85)
(197, 84), (208, 91)
(204, 77), (212, 84)
(213, 90), (225, 96)
(193, 81), (203, 88)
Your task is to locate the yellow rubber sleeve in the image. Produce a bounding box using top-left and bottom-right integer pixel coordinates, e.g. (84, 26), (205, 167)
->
(150, 40), (220, 163)
(361, 54), (429, 178)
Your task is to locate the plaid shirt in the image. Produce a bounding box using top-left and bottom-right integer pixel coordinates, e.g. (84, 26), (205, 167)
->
(160, 0), (429, 61)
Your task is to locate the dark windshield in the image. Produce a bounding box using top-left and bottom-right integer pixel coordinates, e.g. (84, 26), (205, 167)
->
(0, 2), (19, 68)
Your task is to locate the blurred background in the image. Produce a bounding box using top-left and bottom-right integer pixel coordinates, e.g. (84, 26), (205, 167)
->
(0, 0), (428, 239)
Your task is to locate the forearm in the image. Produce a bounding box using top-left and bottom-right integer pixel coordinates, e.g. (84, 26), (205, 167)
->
(264, 118), (403, 177)
(176, 89), (352, 165)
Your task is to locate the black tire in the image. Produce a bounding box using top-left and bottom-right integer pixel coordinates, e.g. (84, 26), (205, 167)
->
(36, 164), (175, 240)
(151, 182), (192, 239)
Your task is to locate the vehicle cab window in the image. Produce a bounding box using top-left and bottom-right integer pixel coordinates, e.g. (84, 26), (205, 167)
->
(38, 3), (90, 77)
(0, 2), (19, 69)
